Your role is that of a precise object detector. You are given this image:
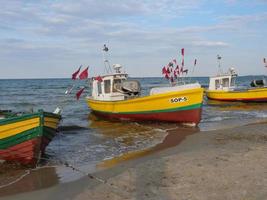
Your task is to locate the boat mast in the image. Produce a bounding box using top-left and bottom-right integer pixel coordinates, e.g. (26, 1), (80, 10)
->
(102, 44), (112, 74)
(217, 54), (223, 74)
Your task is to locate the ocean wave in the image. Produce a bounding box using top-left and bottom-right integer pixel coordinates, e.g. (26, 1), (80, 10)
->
(202, 116), (234, 122)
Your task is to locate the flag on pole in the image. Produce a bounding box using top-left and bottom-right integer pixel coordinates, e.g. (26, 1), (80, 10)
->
(264, 58), (267, 67)
(181, 48), (184, 56)
(95, 75), (103, 82)
(194, 59), (197, 67)
(173, 59), (177, 64)
(162, 66), (167, 74)
(165, 73), (170, 79)
(76, 87), (85, 100)
(79, 67), (89, 80)
(72, 65), (82, 80)
(175, 65), (180, 76)
(181, 48), (185, 67)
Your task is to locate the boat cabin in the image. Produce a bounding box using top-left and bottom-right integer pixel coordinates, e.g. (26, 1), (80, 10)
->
(91, 64), (141, 101)
(208, 68), (237, 91)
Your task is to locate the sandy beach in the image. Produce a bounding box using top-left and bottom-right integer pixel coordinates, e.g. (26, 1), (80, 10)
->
(1, 122), (267, 200)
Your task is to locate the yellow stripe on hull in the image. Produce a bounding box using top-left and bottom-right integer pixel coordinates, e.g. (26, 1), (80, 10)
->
(0, 117), (40, 139)
(206, 87), (267, 101)
(87, 88), (204, 113)
(44, 117), (60, 129)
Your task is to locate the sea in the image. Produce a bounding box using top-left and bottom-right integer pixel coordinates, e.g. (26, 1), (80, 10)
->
(1, 76), (267, 184)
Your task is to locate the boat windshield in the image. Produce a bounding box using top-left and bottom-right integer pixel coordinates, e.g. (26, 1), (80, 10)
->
(104, 80), (111, 93)
(215, 79), (220, 89)
(222, 78), (230, 87)
(97, 82), (102, 94)
(113, 79), (122, 92)
(230, 77), (236, 87)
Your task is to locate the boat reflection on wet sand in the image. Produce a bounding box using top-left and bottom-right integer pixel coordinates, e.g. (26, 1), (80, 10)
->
(88, 113), (200, 169)
(0, 164), (58, 197)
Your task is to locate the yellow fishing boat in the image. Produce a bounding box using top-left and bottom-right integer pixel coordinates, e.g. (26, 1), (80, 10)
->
(86, 46), (204, 126)
(206, 58), (267, 102)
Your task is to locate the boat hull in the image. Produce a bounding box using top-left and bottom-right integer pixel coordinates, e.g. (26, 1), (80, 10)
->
(206, 87), (267, 102)
(0, 111), (61, 166)
(87, 87), (204, 126)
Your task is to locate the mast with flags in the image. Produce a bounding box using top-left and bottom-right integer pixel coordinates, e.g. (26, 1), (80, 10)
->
(53, 65), (90, 114)
(161, 48), (198, 86)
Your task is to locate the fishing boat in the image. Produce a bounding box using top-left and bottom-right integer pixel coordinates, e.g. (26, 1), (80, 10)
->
(206, 56), (267, 102)
(0, 110), (61, 166)
(86, 46), (204, 126)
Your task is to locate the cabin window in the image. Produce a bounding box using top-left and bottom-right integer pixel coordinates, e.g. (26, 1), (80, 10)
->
(222, 78), (229, 87)
(97, 82), (102, 94)
(104, 80), (111, 93)
(230, 78), (235, 87)
(215, 80), (220, 89)
(113, 79), (122, 92)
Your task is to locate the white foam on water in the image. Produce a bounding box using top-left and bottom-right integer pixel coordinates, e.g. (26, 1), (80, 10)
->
(202, 116), (233, 122)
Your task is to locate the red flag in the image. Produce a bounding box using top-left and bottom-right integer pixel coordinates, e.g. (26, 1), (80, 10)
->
(173, 59), (177, 64)
(194, 59), (197, 66)
(162, 66), (167, 74)
(72, 65), (81, 80)
(76, 87), (85, 100)
(175, 65), (180, 76)
(79, 67), (89, 80)
(95, 75), (103, 82)
(165, 74), (170, 79)
(181, 48), (184, 56)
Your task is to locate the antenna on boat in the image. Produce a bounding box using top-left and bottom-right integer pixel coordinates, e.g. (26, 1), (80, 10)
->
(217, 54), (223, 74)
(102, 44), (112, 74)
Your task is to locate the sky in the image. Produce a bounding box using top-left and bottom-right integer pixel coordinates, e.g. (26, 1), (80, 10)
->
(0, 0), (267, 79)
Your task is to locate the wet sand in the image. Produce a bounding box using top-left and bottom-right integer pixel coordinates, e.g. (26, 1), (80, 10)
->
(1, 122), (267, 200)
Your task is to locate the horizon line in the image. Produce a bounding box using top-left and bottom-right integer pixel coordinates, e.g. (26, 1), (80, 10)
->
(0, 74), (266, 80)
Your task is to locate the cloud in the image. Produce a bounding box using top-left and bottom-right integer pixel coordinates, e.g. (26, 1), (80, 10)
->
(192, 41), (230, 47)
(218, 12), (267, 24)
(0, 0), (266, 78)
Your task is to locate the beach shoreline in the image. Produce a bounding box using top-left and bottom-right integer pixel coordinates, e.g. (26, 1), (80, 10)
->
(1, 122), (267, 200)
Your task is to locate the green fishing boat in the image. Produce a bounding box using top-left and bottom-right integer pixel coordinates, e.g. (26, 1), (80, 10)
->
(0, 110), (61, 166)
